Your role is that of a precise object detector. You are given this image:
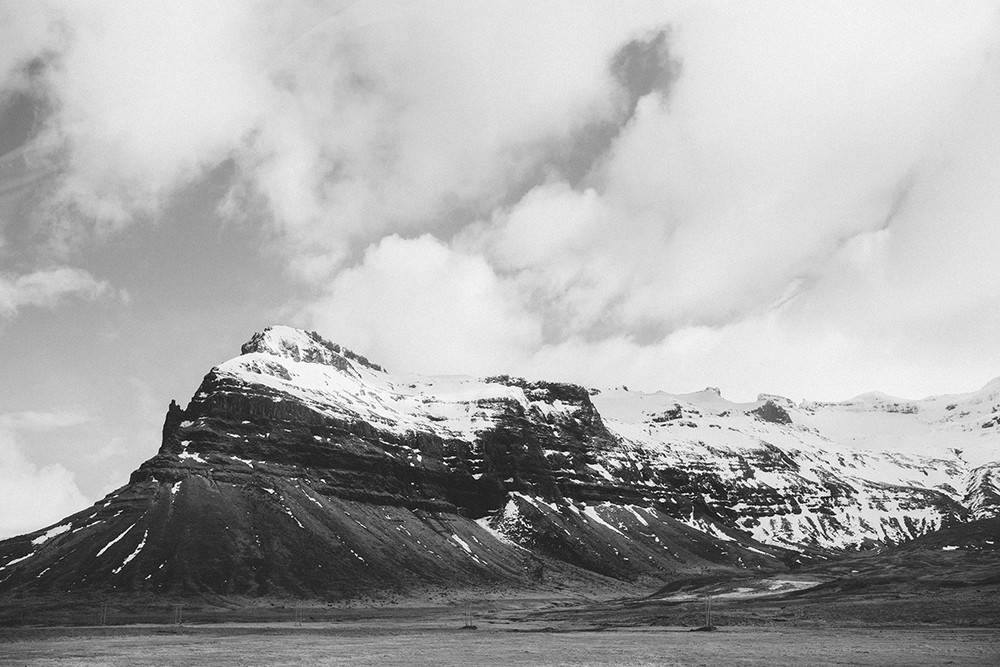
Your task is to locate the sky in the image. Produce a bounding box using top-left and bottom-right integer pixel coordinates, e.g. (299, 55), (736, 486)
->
(2, 1), (1000, 538)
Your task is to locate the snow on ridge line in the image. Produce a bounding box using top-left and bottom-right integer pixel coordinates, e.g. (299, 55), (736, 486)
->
(216, 353), (533, 442)
(247, 327), (1000, 407)
(179, 329), (998, 552)
(226, 331), (1000, 460)
(224, 333), (997, 472)
(242, 326), (385, 373)
(31, 523), (70, 546)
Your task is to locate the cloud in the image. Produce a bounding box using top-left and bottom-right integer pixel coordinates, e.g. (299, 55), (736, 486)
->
(3, 2), (1000, 406)
(480, 3), (997, 333)
(0, 422), (89, 539)
(0, 267), (111, 318)
(2, 1), (678, 266)
(232, 2), (678, 276)
(289, 3), (1000, 404)
(0, 409), (92, 431)
(305, 234), (540, 376)
(10, 1), (273, 245)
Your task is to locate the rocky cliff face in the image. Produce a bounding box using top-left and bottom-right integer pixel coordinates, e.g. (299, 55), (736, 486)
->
(1, 326), (996, 600)
(590, 388), (975, 550)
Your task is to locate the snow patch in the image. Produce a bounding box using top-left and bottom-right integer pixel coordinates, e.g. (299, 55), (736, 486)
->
(581, 503), (625, 536)
(96, 524), (136, 558)
(301, 489), (325, 508)
(281, 504), (304, 529)
(0, 552), (33, 571)
(625, 506), (649, 527)
(112, 529), (148, 574)
(451, 534), (473, 554)
(178, 450), (207, 464)
(31, 523), (70, 546)
(588, 463), (617, 482)
(475, 516), (527, 550)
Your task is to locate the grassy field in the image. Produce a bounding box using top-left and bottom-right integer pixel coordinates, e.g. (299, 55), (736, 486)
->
(1, 622), (998, 666)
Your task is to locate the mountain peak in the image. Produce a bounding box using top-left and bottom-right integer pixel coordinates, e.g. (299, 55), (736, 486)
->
(240, 326), (384, 372)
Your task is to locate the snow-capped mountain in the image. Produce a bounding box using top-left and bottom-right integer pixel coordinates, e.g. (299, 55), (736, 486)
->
(0, 326), (997, 600)
(591, 385), (994, 550)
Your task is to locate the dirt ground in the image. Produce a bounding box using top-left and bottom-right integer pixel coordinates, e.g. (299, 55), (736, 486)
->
(1, 621), (998, 666)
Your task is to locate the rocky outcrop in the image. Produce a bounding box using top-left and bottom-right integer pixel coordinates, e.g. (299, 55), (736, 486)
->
(965, 463), (1000, 519)
(750, 400), (793, 424)
(240, 327), (383, 372)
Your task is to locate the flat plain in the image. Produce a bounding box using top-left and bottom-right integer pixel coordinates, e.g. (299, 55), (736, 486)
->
(2, 616), (998, 667)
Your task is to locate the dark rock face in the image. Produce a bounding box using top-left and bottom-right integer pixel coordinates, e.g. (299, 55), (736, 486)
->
(0, 326), (990, 601)
(965, 463), (1000, 519)
(750, 400), (793, 424)
(146, 369), (638, 518)
(1, 330), (783, 600)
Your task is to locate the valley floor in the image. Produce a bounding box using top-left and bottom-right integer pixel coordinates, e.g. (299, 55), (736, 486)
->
(3, 547), (998, 665)
(1, 620), (998, 667)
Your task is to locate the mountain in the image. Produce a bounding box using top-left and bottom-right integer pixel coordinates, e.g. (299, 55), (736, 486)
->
(592, 382), (1000, 549)
(519, 516), (1000, 629)
(1, 326), (997, 603)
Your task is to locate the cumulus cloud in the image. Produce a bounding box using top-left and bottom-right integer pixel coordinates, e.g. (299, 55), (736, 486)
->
(0, 267), (111, 318)
(8, 1), (272, 242)
(0, 414), (90, 539)
(306, 234), (540, 375)
(4, 1), (1000, 403)
(472, 3), (997, 332)
(307, 3), (1000, 402)
(3, 1), (673, 267)
(229, 2), (676, 276)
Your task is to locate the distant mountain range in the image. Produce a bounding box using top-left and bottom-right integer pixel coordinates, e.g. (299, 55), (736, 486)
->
(1, 326), (997, 601)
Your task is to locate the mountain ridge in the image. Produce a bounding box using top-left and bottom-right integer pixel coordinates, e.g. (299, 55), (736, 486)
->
(1, 325), (997, 602)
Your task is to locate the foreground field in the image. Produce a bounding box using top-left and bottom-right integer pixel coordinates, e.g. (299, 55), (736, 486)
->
(1, 622), (998, 667)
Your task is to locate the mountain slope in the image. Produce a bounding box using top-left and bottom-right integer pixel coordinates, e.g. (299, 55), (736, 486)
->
(0, 327), (786, 600)
(590, 388), (976, 549)
(1, 326), (997, 601)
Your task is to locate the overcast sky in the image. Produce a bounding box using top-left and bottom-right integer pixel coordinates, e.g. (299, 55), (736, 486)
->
(2, 1), (1000, 538)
